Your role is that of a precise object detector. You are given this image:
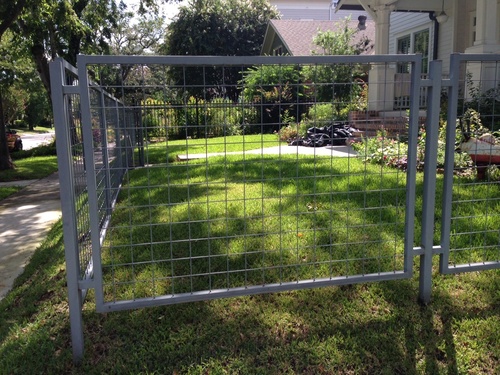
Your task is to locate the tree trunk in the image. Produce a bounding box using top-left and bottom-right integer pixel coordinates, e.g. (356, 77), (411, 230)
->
(31, 43), (52, 107)
(0, 90), (15, 170)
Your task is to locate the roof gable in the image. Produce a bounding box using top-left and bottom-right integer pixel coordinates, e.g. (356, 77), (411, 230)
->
(262, 19), (375, 56)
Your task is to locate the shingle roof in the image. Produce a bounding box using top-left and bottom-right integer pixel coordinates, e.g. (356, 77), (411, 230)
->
(266, 19), (375, 56)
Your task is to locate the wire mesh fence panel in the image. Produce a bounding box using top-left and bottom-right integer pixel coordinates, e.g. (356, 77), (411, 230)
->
(53, 63), (94, 281)
(440, 54), (500, 273)
(51, 53), (500, 361)
(72, 55), (421, 311)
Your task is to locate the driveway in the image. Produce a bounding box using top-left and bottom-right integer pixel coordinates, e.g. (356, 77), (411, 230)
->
(21, 131), (55, 150)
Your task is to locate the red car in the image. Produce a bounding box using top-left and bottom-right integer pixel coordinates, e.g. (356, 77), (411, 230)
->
(6, 129), (23, 152)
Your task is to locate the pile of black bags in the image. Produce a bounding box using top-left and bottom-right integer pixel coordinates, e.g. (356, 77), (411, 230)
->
(289, 122), (353, 147)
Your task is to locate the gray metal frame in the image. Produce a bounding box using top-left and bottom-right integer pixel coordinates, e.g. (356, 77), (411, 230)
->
(49, 53), (500, 363)
(439, 53), (500, 275)
(75, 54), (421, 314)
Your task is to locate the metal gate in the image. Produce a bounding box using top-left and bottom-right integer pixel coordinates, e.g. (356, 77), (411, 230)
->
(50, 53), (500, 362)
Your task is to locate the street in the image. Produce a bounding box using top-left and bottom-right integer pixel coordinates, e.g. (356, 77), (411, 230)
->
(21, 131), (55, 150)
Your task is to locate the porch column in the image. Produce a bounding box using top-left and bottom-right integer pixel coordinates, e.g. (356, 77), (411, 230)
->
(368, 4), (396, 111)
(469, 0), (499, 51)
(465, 0), (500, 93)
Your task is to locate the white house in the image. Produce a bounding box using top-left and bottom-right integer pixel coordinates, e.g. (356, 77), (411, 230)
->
(335, 0), (500, 110)
(271, 0), (367, 21)
(270, 0), (500, 111)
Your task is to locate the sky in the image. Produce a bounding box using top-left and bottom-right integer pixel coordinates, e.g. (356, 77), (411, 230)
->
(122, 0), (186, 22)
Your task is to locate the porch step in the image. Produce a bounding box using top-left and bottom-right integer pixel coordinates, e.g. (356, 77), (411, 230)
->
(348, 110), (426, 137)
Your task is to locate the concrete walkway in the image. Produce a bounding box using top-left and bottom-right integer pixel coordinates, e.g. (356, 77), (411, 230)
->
(177, 144), (357, 161)
(0, 173), (61, 300)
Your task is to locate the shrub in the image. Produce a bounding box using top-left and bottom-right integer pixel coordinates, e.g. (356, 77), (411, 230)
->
(351, 121), (474, 172)
(11, 139), (57, 160)
(351, 129), (408, 167)
(207, 98), (245, 136)
(303, 103), (335, 125)
(461, 74), (500, 131)
(277, 122), (308, 142)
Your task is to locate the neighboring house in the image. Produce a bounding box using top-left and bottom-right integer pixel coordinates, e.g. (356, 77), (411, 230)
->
(271, 0), (367, 21)
(261, 18), (375, 56)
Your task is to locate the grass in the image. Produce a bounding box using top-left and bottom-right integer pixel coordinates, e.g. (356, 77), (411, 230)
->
(141, 134), (281, 163)
(9, 126), (54, 133)
(0, 155), (58, 182)
(0, 141), (58, 199)
(0, 186), (23, 200)
(0, 135), (499, 373)
(0, 218), (498, 374)
(103, 155), (409, 300)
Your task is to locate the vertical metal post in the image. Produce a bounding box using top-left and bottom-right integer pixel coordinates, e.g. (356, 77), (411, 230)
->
(419, 60), (443, 304)
(98, 90), (113, 218)
(403, 56), (422, 275)
(439, 54), (461, 273)
(49, 59), (85, 363)
(77, 55), (106, 310)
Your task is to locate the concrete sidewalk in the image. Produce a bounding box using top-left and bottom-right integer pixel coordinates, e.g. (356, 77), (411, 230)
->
(177, 144), (357, 161)
(0, 173), (61, 300)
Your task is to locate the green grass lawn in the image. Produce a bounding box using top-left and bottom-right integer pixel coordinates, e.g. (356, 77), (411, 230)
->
(0, 149), (58, 199)
(103, 155), (409, 301)
(0, 136), (499, 374)
(141, 134), (282, 163)
(0, 217), (498, 374)
(0, 186), (23, 200)
(0, 156), (58, 182)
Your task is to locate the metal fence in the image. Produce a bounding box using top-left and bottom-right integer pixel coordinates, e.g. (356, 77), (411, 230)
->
(50, 53), (500, 362)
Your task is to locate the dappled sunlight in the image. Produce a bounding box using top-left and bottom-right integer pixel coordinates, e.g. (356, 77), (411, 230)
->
(101, 156), (409, 301)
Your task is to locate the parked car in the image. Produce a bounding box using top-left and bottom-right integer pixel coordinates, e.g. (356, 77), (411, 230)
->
(6, 128), (23, 152)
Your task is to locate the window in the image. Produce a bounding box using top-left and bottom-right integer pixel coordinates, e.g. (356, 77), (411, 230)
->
(414, 30), (429, 74)
(273, 46), (284, 56)
(470, 12), (477, 46)
(396, 29), (430, 74)
(397, 36), (411, 73)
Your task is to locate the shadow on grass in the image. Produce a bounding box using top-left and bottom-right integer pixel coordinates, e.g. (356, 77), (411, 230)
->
(1, 154), (499, 373)
(102, 156), (409, 299)
(0, 208), (498, 373)
(76, 272), (498, 373)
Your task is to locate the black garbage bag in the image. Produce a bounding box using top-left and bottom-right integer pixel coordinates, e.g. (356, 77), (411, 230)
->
(290, 121), (352, 147)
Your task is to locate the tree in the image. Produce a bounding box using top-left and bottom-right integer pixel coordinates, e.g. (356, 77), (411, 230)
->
(0, 0), (36, 169)
(302, 18), (371, 118)
(0, 0), (176, 169)
(241, 64), (304, 132)
(0, 29), (36, 169)
(163, 0), (280, 101)
(98, 8), (167, 99)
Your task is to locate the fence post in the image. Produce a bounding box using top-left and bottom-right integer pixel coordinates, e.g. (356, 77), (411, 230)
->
(439, 54), (461, 273)
(49, 58), (85, 363)
(418, 60), (443, 304)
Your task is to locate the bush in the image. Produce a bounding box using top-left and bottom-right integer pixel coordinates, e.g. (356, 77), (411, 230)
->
(143, 112), (166, 139)
(207, 98), (244, 136)
(277, 122), (308, 142)
(351, 122), (473, 172)
(303, 103), (335, 125)
(11, 139), (57, 160)
(461, 75), (500, 131)
(351, 129), (408, 167)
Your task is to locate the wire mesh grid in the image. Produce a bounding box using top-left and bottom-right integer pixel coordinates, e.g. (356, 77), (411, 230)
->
(60, 66), (94, 280)
(75, 57), (418, 304)
(446, 58), (500, 268)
